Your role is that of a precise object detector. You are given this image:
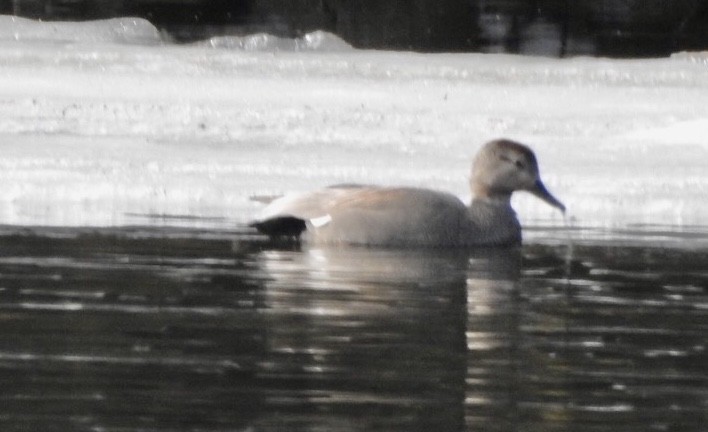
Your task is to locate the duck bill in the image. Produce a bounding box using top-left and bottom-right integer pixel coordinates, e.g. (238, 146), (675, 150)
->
(530, 180), (566, 213)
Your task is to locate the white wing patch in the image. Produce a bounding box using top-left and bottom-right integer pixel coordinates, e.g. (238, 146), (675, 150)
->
(309, 214), (332, 228)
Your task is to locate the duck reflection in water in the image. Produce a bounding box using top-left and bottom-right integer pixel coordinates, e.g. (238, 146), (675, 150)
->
(248, 139), (561, 429)
(253, 245), (523, 431)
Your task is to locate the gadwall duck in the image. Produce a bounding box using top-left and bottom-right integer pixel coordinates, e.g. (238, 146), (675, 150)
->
(251, 139), (565, 247)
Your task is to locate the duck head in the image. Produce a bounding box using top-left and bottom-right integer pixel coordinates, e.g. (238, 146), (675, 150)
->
(470, 139), (565, 212)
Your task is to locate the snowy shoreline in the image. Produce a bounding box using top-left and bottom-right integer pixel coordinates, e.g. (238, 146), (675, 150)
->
(0, 16), (707, 233)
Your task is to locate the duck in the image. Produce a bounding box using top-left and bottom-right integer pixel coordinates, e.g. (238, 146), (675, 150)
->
(250, 139), (565, 247)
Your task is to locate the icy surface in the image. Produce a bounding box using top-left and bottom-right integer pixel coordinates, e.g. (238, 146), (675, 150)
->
(0, 16), (707, 233)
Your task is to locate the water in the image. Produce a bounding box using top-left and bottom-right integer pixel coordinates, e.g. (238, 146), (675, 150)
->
(0, 225), (706, 432)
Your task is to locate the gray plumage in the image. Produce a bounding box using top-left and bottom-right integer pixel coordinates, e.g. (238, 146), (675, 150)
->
(250, 139), (565, 247)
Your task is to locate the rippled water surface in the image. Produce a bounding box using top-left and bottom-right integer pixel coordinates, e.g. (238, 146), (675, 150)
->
(0, 225), (707, 432)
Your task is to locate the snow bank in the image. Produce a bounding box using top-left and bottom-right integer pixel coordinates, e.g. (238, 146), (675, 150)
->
(202, 30), (352, 52)
(0, 16), (707, 236)
(0, 15), (163, 45)
(671, 51), (708, 65)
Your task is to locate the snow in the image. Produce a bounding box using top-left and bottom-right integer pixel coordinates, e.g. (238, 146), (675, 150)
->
(0, 16), (707, 233)
(201, 30), (353, 52)
(0, 16), (162, 45)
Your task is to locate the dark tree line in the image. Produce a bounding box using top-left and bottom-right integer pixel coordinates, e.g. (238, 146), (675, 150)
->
(2, 0), (707, 56)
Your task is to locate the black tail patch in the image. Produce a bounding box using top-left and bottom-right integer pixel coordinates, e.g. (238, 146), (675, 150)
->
(250, 217), (307, 237)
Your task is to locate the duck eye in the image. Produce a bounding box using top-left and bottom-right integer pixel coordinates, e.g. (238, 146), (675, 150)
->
(514, 160), (525, 170)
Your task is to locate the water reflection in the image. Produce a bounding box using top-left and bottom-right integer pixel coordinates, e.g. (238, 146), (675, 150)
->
(253, 247), (509, 431)
(513, 245), (708, 432)
(0, 227), (706, 431)
(465, 249), (524, 431)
